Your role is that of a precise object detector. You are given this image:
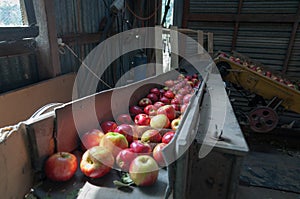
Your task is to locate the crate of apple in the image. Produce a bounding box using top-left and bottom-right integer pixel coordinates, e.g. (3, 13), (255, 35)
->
(44, 73), (200, 188)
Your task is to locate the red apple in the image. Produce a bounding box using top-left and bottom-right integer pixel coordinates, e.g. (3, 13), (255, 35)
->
(162, 131), (175, 144)
(129, 105), (144, 116)
(139, 98), (152, 107)
(159, 89), (166, 97)
(171, 104), (181, 112)
(159, 96), (171, 104)
(114, 124), (136, 144)
(81, 129), (105, 150)
(117, 114), (132, 124)
(45, 152), (77, 182)
(171, 98), (181, 105)
(129, 155), (159, 186)
(154, 101), (165, 109)
(130, 140), (152, 154)
(157, 105), (176, 121)
(100, 121), (117, 133)
(147, 93), (158, 103)
(164, 80), (174, 87)
(116, 148), (138, 172)
(153, 143), (167, 167)
(171, 118), (181, 131)
(150, 88), (160, 96)
(141, 129), (162, 143)
(183, 94), (193, 104)
(177, 88), (189, 96)
(144, 105), (158, 116)
(164, 90), (175, 99)
(100, 132), (128, 157)
(191, 78), (199, 85)
(80, 146), (114, 178)
(174, 94), (184, 102)
(177, 74), (185, 80)
(192, 73), (198, 79)
(150, 114), (170, 129)
(134, 114), (151, 126)
(181, 103), (188, 114)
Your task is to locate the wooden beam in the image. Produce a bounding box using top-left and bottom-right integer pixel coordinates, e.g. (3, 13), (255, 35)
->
(188, 13), (296, 23)
(182, 0), (190, 28)
(282, 3), (300, 74)
(33, 0), (61, 79)
(60, 33), (103, 46)
(231, 0), (244, 51)
(0, 40), (36, 57)
(0, 26), (39, 41)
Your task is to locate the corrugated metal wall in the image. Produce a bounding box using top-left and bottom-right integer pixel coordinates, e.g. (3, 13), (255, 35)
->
(0, 53), (38, 93)
(184, 0), (300, 77)
(54, 0), (113, 74)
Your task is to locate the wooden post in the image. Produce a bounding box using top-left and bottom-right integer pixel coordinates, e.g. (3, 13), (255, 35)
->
(208, 32), (214, 56)
(32, 0), (61, 80)
(155, 25), (163, 75)
(170, 26), (179, 70)
(197, 30), (204, 54)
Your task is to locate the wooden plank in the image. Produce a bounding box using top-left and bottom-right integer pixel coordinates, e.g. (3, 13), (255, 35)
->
(0, 73), (75, 128)
(282, 2), (300, 74)
(170, 26), (179, 69)
(231, 0), (244, 51)
(0, 26), (39, 41)
(197, 30), (204, 54)
(188, 13), (296, 23)
(0, 39), (36, 57)
(208, 33), (214, 55)
(32, 0), (61, 79)
(26, 115), (55, 171)
(182, 0), (190, 28)
(155, 25), (163, 75)
(0, 124), (33, 198)
(60, 32), (103, 46)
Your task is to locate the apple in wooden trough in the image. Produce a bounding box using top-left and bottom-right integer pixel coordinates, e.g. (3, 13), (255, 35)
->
(117, 113), (133, 124)
(100, 121), (117, 133)
(100, 132), (128, 157)
(141, 129), (162, 143)
(114, 124), (136, 144)
(171, 118), (181, 131)
(162, 131), (175, 144)
(130, 140), (152, 154)
(157, 105), (176, 121)
(135, 113), (151, 126)
(81, 129), (105, 150)
(144, 105), (158, 116)
(153, 143), (167, 167)
(80, 146), (114, 178)
(116, 148), (137, 172)
(139, 98), (152, 107)
(129, 155), (159, 186)
(129, 105), (144, 116)
(147, 93), (159, 103)
(150, 114), (170, 129)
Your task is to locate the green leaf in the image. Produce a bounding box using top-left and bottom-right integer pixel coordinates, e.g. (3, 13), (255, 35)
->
(121, 173), (133, 184)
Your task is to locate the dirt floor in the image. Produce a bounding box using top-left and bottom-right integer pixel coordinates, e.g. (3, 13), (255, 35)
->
(236, 127), (300, 199)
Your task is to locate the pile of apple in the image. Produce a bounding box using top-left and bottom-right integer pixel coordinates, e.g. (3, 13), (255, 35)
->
(44, 73), (200, 187)
(219, 52), (300, 91)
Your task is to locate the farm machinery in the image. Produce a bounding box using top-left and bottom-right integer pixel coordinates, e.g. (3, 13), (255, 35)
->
(215, 52), (300, 133)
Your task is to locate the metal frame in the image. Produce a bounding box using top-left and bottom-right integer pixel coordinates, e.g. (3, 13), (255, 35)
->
(0, 0), (38, 41)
